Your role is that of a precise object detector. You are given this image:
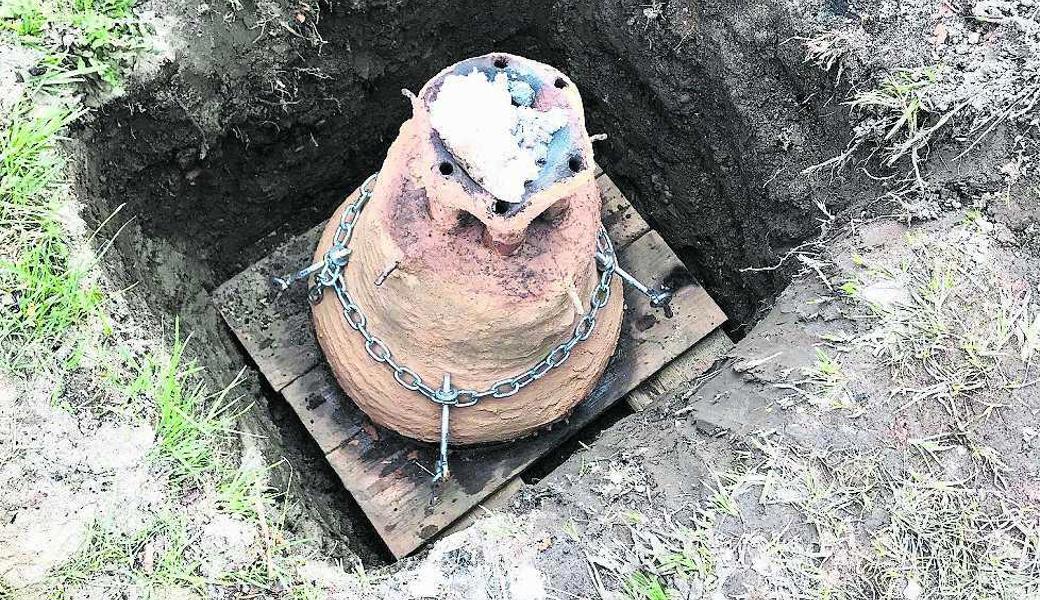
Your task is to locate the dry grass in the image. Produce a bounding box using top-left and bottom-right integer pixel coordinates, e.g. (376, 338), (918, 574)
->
(709, 433), (1040, 599)
(800, 29), (859, 85)
(805, 65), (963, 189)
(708, 434), (877, 599)
(802, 9), (1040, 220)
(854, 475), (1040, 599)
(841, 216), (1037, 427)
(774, 348), (860, 413)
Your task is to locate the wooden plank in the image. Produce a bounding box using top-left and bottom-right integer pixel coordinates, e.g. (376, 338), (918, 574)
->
(282, 369), (366, 454)
(212, 225), (325, 392)
(625, 328), (733, 412)
(277, 228), (727, 558)
(441, 478), (526, 538)
(597, 173), (650, 250)
(214, 174), (653, 393)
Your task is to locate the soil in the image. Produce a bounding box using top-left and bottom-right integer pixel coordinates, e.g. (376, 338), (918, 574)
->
(487, 213), (1040, 596)
(9, 0), (1039, 595)
(73, 0), (870, 327)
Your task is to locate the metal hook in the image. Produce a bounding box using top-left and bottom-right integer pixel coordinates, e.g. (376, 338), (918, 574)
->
(270, 246), (351, 291)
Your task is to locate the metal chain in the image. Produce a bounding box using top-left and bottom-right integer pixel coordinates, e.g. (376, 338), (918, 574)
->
(272, 172), (672, 483)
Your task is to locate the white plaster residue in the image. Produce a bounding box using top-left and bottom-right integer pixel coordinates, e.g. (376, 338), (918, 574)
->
(429, 69), (567, 203)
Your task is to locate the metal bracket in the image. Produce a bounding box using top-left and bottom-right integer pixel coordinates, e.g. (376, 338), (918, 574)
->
(596, 252), (674, 316)
(271, 246), (351, 291)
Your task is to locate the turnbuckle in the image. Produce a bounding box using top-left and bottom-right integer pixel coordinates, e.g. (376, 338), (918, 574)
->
(432, 373), (457, 484)
(596, 251), (674, 313)
(271, 245), (351, 290)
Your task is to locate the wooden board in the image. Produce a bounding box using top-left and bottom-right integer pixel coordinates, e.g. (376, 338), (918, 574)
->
(213, 173), (727, 558)
(598, 174), (650, 250)
(625, 328), (733, 412)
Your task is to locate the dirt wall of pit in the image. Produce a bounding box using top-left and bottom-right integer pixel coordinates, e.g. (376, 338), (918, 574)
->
(549, 0), (872, 325)
(70, 0), (876, 565)
(77, 0), (872, 326)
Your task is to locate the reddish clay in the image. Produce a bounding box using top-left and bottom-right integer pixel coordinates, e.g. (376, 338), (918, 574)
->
(312, 54), (623, 444)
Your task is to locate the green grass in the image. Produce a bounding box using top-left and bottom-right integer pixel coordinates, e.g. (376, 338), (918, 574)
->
(217, 461), (278, 520)
(610, 508), (720, 598)
(0, 6), (326, 599)
(625, 571), (671, 600)
(1, 226), (102, 365)
(1, 0), (147, 89)
(0, 103), (102, 368)
(710, 434), (879, 598)
(775, 348), (858, 412)
(125, 322), (243, 486)
(49, 506), (311, 597)
(51, 515), (204, 598)
(847, 67), (941, 150)
(0, 0), (147, 373)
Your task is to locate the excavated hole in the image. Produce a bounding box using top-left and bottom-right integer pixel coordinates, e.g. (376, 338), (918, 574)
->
(73, 0), (840, 564)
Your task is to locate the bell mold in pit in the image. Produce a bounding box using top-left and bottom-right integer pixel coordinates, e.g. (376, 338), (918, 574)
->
(310, 53), (624, 445)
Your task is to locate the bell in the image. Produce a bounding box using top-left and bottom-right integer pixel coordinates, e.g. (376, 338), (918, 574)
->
(311, 54), (624, 445)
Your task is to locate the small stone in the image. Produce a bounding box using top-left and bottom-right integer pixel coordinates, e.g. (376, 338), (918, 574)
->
(904, 579), (923, 600)
(860, 279), (912, 309)
(933, 23), (949, 45)
(967, 31), (981, 44)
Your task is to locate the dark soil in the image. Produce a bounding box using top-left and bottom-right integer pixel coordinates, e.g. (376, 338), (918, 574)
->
(76, 0), (872, 326)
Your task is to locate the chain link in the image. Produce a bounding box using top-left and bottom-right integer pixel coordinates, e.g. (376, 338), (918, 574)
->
(306, 172), (619, 409)
(272, 171), (678, 483)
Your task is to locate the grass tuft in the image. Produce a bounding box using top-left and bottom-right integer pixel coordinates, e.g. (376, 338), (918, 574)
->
(52, 515), (203, 597)
(856, 476), (1040, 599)
(125, 322), (244, 485)
(800, 29), (858, 85)
(217, 461), (279, 520)
(843, 219), (1036, 425)
(1, 0), (148, 90)
(806, 66), (963, 185)
(0, 0), (147, 373)
(625, 571), (671, 600)
(0, 103), (102, 369)
(774, 348), (859, 412)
